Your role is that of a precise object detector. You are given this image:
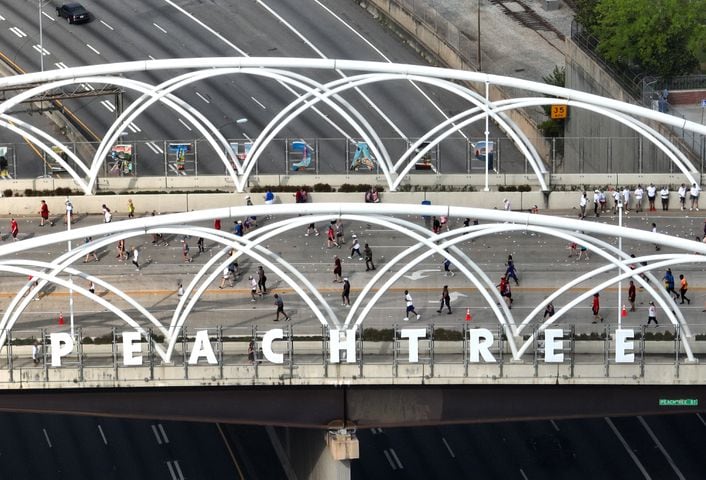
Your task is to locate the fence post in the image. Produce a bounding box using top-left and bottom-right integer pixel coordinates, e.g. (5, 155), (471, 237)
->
(218, 325), (223, 380)
(569, 325), (575, 378)
(42, 328), (48, 382)
(148, 328), (154, 381)
(603, 324), (610, 378)
(7, 329), (13, 383)
(77, 327), (83, 383)
(182, 327), (188, 380)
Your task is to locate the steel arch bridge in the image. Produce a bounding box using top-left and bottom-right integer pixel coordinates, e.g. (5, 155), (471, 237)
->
(1, 202), (704, 364)
(1, 58), (705, 194)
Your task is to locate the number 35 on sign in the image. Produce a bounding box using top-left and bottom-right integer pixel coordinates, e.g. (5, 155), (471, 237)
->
(550, 104), (568, 119)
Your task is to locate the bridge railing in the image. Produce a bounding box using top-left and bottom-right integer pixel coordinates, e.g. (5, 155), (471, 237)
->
(0, 323), (701, 386)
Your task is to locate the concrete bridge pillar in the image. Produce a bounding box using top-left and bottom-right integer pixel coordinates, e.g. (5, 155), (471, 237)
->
(271, 426), (358, 480)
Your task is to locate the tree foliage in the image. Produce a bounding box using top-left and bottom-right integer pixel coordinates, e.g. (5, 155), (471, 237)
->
(590, 0), (703, 77)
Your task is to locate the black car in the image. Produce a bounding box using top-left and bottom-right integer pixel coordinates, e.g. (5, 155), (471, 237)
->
(56, 3), (90, 24)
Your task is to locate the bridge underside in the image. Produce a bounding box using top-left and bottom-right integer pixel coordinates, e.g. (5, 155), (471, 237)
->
(0, 384), (703, 428)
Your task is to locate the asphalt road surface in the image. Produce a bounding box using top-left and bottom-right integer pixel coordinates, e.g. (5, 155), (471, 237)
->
(0, 1), (523, 179)
(2, 205), (706, 340)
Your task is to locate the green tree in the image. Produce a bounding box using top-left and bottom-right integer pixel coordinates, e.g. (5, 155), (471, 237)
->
(592, 0), (703, 77)
(538, 66), (566, 139)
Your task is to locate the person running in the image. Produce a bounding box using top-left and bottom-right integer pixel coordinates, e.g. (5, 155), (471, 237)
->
(505, 255), (519, 286)
(442, 258), (455, 277)
(273, 293), (289, 321)
(628, 280), (636, 312)
(38, 200), (50, 226)
(349, 235), (362, 260)
(679, 274), (691, 305)
(335, 219), (345, 244)
(127, 199), (136, 218)
(591, 292), (603, 323)
(577, 244), (590, 261)
(88, 280), (96, 295)
(543, 301), (555, 319)
(622, 186), (631, 212)
(432, 216), (441, 234)
(64, 197), (73, 224)
(341, 278), (351, 306)
(404, 290), (420, 321)
(131, 246), (140, 271)
(652, 223), (661, 251)
(102, 204), (112, 223)
(678, 183), (687, 211)
(326, 224), (339, 248)
(662, 268), (679, 300)
(364, 243), (375, 271)
(257, 265), (267, 295)
(181, 239), (192, 263)
(249, 275), (258, 302)
(197, 237), (205, 253)
(219, 267), (233, 289)
(592, 190), (601, 217)
(436, 285), (452, 314)
(83, 237), (99, 263)
(647, 301), (658, 326)
(116, 239), (127, 261)
(567, 241), (578, 258)
(498, 275), (513, 308)
(305, 223), (320, 237)
(9, 218), (18, 241)
(333, 256), (343, 283)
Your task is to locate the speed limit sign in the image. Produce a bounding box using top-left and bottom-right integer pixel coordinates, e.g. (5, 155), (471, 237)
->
(550, 104), (568, 119)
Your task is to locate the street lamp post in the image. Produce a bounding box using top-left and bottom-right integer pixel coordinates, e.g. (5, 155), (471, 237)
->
(65, 197), (75, 338)
(617, 199), (623, 328)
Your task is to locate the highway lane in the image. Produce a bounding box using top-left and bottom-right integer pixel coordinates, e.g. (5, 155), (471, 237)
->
(0, 1), (524, 178)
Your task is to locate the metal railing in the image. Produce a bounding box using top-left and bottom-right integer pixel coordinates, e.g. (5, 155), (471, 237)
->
(3, 323), (704, 386)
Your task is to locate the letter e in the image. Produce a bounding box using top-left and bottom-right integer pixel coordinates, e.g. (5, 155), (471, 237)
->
(615, 329), (635, 363)
(123, 331), (143, 366)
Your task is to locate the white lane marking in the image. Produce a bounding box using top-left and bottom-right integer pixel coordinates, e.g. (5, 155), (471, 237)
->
(146, 142), (161, 154)
(128, 122), (142, 133)
(151, 424), (163, 445)
(605, 418), (651, 480)
(177, 118), (192, 131)
(257, 0), (404, 140)
(441, 437), (455, 458)
(520, 468), (529, 480)
(0, 15), (5, 21)
(638, 416), (685, 480)
(54, 62), (68, 69)
(86, 44), (100, 55)
(42, 428), (52, 448)
(388, 448), (404, 469)
(382, 449), (397, 470)
(100, 100), (116, 112)
(166, 461), (178, 480)
(9, 27), (27, 38)
(312, 0), (468, 142)
(100, 20), (114, 30)
(163, 0), (353, 139)
(195, 91), (210, 104)
(158, 423), (170, 444)
(153, 23), (167, 33)
(148, 55), (156, 60)
(81, 83), (95, 91)
(97, 424), (108, 445)
(42, 11), (54, 21)
(242, 132), (253, 143)
(173, 460), (185, 480)
(550, 419), (560, 431)
(32, 45), (50, 56)
(250, 96), (266, 110)
(697, 413), (706, 427)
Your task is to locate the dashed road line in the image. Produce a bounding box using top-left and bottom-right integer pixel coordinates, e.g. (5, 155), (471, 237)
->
(250, 96), (266, 109)
(382, 449), (397, 470)
(177, 118), (192, 131)
(696, 413), (706, 427)
(41, 11), (54, 21)
(388, 448), (403, 469)
(100, 100), (115, 112)
(441, 436), (455, 458)
(43, 428), (52, 448)
(97, 424), (108, 445)
(86, 44), (100, 55)
(54, 62), (68, 69)
(153, 23), (167, 33)
(550, 419), (560, 431)
(147, 141), (163, 154)
(9, 27), (27, 38)
(158, 423), (170, 444)
(100, 20), (114, 30)
(195, 91), (210, 104)
(32, 45), (50, 56)
(520, 468), (529, 480)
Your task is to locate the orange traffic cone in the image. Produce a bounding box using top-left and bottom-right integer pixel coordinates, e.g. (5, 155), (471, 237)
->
(465, 308), (472, 322)
(58, 312), (64, 325)
(621, 305), (628, 318)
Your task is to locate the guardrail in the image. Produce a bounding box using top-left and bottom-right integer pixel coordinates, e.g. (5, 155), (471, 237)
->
(2, 323), (703, 388)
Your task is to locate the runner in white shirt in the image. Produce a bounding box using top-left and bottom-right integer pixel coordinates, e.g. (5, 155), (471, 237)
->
(634, 185), (644, 213)
(592, 190), (601, 217)
(578, 192), (587, 219)
(612, 189), (621, 214)
(678, 183), (687, 211)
